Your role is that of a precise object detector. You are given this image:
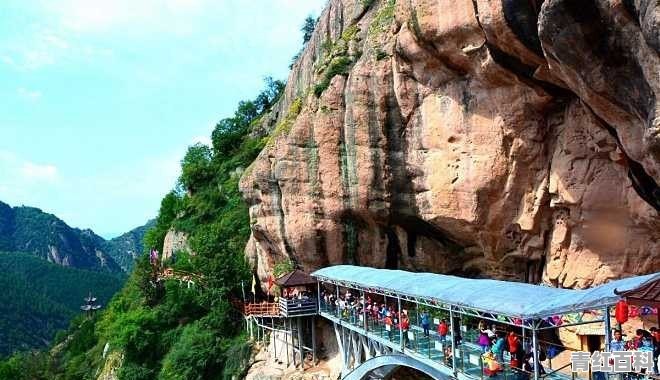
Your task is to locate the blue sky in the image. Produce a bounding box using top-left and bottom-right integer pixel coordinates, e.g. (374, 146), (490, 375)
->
(0, 0), (326, 238)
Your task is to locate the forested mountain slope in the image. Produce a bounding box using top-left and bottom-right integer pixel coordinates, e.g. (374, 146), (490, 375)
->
(0, 251), (124, 356)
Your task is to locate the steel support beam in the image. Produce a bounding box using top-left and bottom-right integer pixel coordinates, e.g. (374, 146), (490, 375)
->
(604, 306), (612, 352)
(532, 325), (539, 380)
(450, 306), (457, 376)
(398, 296), (404, 351)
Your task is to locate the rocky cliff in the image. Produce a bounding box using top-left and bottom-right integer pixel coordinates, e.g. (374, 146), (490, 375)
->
(240, 0), (660, 289)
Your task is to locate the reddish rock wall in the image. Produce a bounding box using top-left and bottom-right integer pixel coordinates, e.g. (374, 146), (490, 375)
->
(240, 0), (659, 289)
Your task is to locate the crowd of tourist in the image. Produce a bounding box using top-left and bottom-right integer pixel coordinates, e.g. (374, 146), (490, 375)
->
(609, 327), (660, 377)
(320, 289), (660, 379)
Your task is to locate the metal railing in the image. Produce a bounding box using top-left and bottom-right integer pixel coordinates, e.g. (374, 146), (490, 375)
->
(318, 300), (593, 380)
(279, 297), (318, 317)
(243, 302), (280, 317)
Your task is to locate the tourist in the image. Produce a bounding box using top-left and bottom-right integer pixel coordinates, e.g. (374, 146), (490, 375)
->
(610, 329), (626, 351)
(507, 331), (519, 353)
(635, 329), (654, 353)
(650, 327), (659, 374)
(523, 352), (545, 375)
(400, 313), (410, 348)
(444, 345), (453, 367)
(384, 312), (394, 340)
(478, 321), (492, 352)
(421, 310), (430, 337)
(483, 351), (503, 377)
(508, 332), (522, 369)
(437, 319), (448, 344)
(491, 331), (505, 361)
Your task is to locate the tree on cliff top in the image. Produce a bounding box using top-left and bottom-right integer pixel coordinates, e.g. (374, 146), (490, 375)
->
(302, 15), (315, 44)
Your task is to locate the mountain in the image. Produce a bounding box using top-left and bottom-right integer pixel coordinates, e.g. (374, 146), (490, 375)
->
(240, 0), (660, 289)
(103, 219), (156, 272)
(2, 0), (658, 378)
(0, 200), (152, 273)
(0, 201), (150, 356)
(0, 251), (124, 356)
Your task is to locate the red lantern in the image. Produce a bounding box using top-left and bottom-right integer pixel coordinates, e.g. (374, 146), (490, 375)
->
(615, 300), (629, 324)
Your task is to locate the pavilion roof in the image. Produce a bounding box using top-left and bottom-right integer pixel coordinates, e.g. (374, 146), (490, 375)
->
(276, 269), (317, 288)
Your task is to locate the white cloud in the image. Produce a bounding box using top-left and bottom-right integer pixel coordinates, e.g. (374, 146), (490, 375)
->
(0, 150), (59, 183)
(17, 87), (42, 101)
(3, 29), (70, 70)
(20, 162), (58, 182)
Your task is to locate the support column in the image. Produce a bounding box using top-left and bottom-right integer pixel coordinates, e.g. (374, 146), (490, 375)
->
(311, 316), (317, 366)
(362, 289), (368, 331)
(272, 318), (277, 361)
(334, 323), (345, 369)
(398, 296), (404, 351)
(285, 319), (290, 367)
(297, 317), (304, 370)
(450, 306), (457, 376)
(532, 324), (540, 380)
(604, 306), (612, 352)
(336, 286), (340, 317)
(317, 282), (321, 312)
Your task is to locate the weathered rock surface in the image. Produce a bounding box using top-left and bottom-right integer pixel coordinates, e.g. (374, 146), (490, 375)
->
(162, 227), (191, 261)
(240, 0), (659, 289)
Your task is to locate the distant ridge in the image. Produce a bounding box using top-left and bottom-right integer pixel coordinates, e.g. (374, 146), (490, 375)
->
(0, 200), (153, 273)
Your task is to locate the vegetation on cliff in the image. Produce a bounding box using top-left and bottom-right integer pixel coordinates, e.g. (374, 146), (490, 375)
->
(0, 77), (284, 380)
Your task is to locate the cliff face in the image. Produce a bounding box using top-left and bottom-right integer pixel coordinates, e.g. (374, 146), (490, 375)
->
(240, 0), (660, 289)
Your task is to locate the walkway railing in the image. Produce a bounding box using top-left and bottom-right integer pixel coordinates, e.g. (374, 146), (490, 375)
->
(319, 301), (581, 380)
(243, 302), (280, 317)
(279, 297), (318, 317)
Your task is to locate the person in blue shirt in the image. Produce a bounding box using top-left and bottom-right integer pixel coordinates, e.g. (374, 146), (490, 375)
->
(610, 329), (626, 352)
(491, 332), (505, 361)
(421, 310), (430, 337)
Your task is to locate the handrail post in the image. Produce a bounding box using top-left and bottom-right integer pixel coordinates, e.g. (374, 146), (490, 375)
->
(532, 322), (540, 380)
(603, 306), (611, 352)
(450, 306), (457, 376)
(398, 296), (404, 352)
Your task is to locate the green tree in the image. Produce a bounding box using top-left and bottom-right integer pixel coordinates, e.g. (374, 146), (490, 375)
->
(301, 15), (316, 44)
(179, 144), (213, 192)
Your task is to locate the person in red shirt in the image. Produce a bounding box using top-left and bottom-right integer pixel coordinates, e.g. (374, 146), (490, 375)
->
(400, 314), (410, 348)
(384, 312), (393, 340)
(508, 331), (521, 368)
(438, 319), (449, 344)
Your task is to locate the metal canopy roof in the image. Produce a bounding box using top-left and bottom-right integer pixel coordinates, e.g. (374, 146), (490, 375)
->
(615, 276), (660, 308)
(312, 265), (660, 320)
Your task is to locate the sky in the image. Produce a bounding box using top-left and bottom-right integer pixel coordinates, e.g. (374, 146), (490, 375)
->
(0, 0), (326, 238)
